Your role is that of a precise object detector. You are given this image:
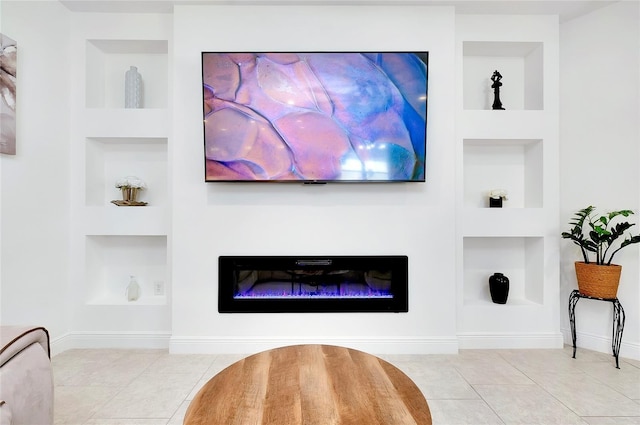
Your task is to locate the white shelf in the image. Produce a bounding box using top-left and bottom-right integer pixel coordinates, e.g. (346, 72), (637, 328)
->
(460, 208), (545, 236)
(463, 298), (539, 307)
(455, 14), (560, 348)
(463, 236), (544, 306)
(86, 39), (168, 109)
(83, 109), (169, 137)
(68, 14), (173, 334)
(81, 38), (170, 300)
(463, 138), (543, 208)
(457, 303), (550, 339)
(463, 41), (544, 110)
(459, 110), (546, 139)
(85, 235), (168, 306)
(87, 295), (168, 306)
(85, 137), (167, 207)
(83, 206), (169, 235)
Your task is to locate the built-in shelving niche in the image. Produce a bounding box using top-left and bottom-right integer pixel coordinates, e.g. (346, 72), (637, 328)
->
(463, 236), (544, 306)
(85, 137), (168, 207)
(85, 235), (168, 305)
(463, 138), (543, 208)
(85, 39), (168, 109)
(463, 41), (543, 111)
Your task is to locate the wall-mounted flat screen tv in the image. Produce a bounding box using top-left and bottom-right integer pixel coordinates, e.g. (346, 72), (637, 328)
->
(202, 52), (428, 183)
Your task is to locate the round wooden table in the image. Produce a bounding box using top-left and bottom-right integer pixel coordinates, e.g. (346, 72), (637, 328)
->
(184, 344), (432, 425)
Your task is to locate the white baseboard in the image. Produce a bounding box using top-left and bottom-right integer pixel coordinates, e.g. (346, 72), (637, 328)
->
(560, 327), (640, 361)
(168, 336), (460, 355)
(457, 332), (565, 349)
(52, 331), (639, 360)
(50, 331), (171, 356)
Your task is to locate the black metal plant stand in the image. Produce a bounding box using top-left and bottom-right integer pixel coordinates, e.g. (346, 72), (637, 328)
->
(568, 289), (625, 368)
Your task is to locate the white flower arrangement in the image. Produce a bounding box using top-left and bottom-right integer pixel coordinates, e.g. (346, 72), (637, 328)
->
(489, 189), (508, 200)
(115, 176), (147, 190)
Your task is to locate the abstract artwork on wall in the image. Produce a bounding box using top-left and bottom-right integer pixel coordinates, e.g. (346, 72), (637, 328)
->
(1, 33), (17, 155)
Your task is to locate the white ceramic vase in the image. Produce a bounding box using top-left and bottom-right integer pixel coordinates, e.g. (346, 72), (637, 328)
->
(125, 66), (142, 108)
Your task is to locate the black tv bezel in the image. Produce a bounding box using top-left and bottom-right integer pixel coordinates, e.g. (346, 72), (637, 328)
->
(218, 255), (409, 313)
(201, 51), (429, 184)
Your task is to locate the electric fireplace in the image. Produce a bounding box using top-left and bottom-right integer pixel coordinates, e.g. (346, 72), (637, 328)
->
(218, 256), (408, 313)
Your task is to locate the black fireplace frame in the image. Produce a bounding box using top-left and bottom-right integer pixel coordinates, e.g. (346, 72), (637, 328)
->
(218, 256), (409, 313)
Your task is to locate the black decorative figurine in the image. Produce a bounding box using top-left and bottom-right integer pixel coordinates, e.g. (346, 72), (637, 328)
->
(491, 70), (505, 110)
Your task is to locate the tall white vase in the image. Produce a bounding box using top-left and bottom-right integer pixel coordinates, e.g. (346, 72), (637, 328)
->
(125, 66), (142, 108)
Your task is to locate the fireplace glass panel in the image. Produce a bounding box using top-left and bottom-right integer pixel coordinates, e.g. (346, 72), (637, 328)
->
(219, 256), (408, 313)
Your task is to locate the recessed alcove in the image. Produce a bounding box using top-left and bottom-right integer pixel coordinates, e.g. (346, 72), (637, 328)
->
(463, 236), (544, 306)
(463, 138), (543, 208)
(85, 235), (168, 305)
(85, 39), (168, 109)
(85, 137), (167, 207)
(463, 41), (544, 110)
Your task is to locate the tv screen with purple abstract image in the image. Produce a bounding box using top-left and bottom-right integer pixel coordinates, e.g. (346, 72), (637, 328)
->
(202, 52), (428, 182)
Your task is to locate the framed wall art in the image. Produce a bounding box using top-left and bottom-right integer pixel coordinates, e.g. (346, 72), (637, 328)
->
(1, 33), (17, 155)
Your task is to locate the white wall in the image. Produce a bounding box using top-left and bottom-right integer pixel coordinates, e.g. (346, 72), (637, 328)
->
(0, 1), (71, 338)
(560, 1), (640, 359)
(170, 5), (458, 354)
(1, 0), (637, 360)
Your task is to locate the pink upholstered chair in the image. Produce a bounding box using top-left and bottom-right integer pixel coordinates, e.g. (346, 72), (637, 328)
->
(0, 326), (53, 424)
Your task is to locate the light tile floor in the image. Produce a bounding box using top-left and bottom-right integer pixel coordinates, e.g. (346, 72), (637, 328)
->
(52, 345), (640, 424)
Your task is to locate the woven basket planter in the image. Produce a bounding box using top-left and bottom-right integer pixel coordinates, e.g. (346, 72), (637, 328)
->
(574, 261), (622, 299)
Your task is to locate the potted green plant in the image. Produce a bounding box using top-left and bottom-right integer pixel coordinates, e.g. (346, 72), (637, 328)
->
(562, 206), (640, 298)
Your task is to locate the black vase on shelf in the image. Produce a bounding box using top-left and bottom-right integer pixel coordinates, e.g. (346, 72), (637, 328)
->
(489, 272), (509, 304)
(489, 197), (503, 208)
